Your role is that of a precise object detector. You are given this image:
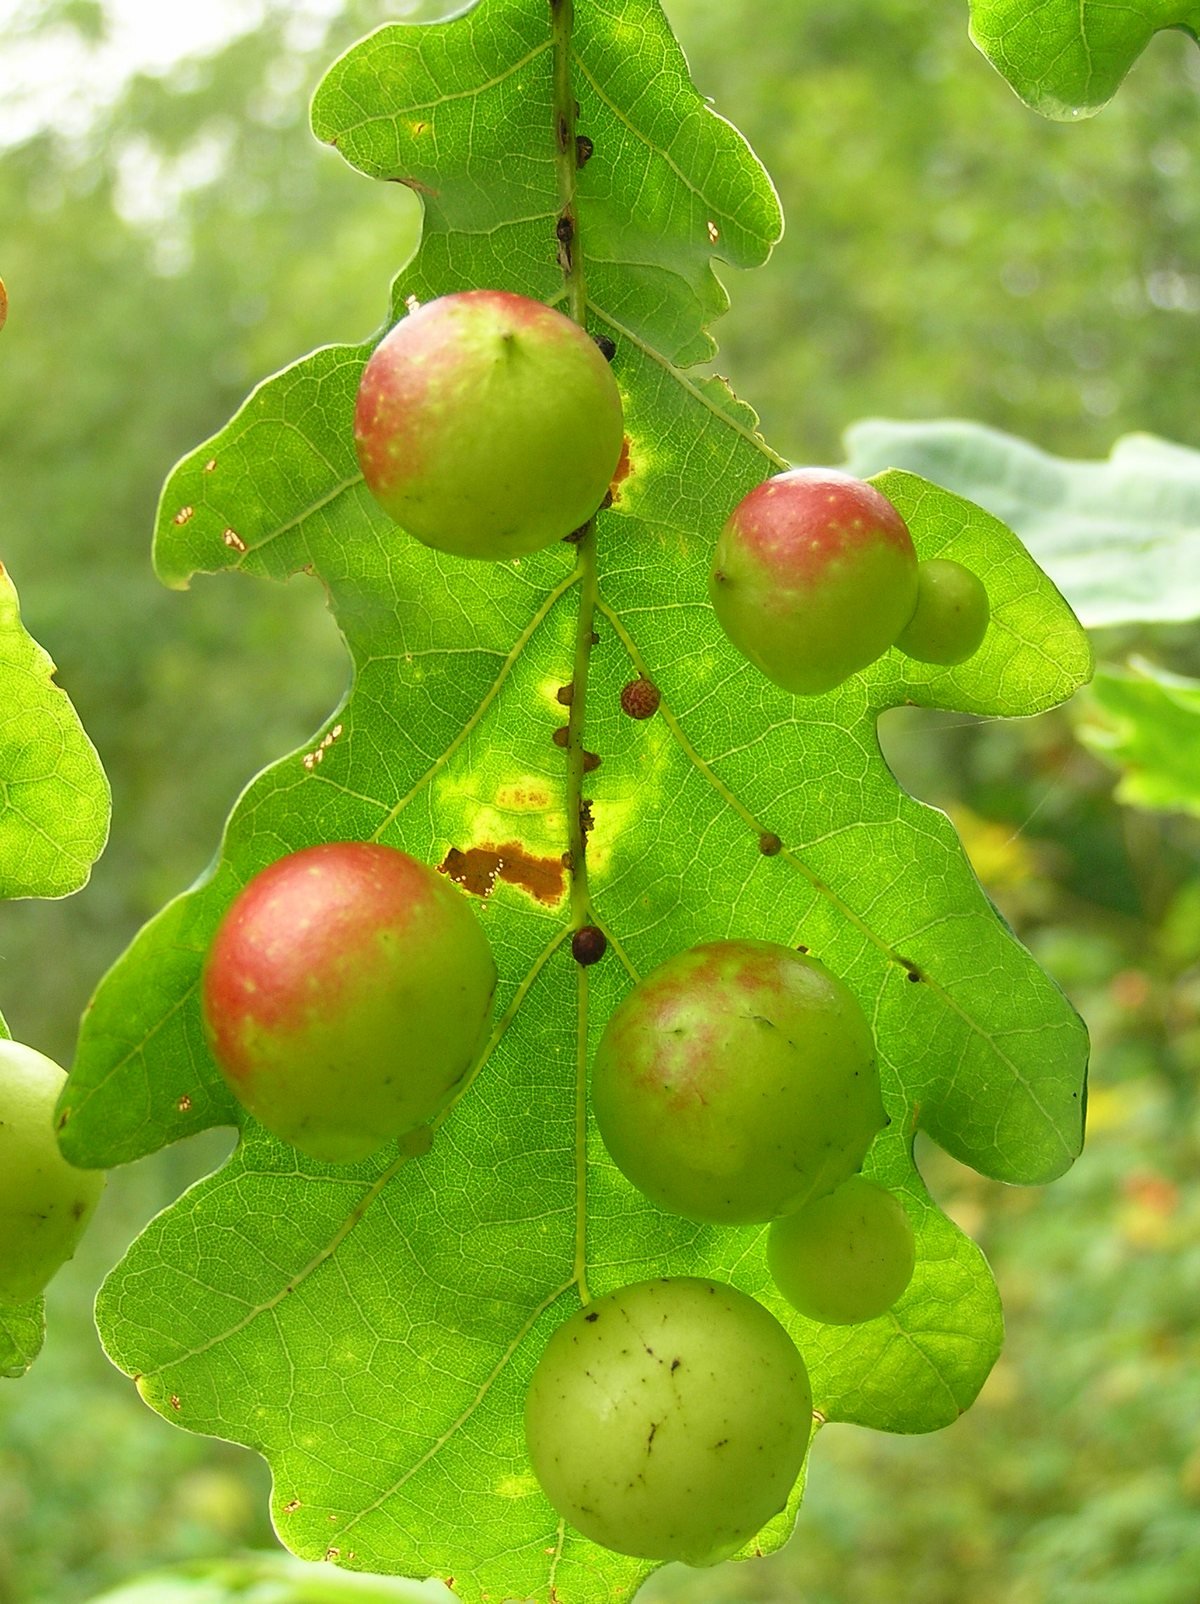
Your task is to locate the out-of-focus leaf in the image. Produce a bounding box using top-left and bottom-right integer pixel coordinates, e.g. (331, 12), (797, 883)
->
(0, 1296), (44, 1379)
(844, 419), (1200, 629)
(0, 563), (110, 898)
(1076, 657), (1200, 816)
(83, 1552), (450, 1604)
(968, 0), (1200, 120)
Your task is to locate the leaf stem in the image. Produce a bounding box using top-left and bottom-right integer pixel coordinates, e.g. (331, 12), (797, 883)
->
(552, 0), (597, 1307)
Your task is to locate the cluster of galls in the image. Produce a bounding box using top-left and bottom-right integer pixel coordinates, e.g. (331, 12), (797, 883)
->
(525, 938), (915, 1565)
(712, 470), (990, 696)
(187, 290), (957, 1568)
(200, 850), (914, 1567)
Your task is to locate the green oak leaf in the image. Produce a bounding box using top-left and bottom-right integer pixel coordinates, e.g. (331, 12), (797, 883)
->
(968, 0), (1200, 119)
(60, 2), (1089, 1597)
(0, 562), (108, 1379)
(1076, 657), (1200, 816)
(0, 563), (109, 898)
(0, 1295), (44, 1380)
(844, 418), (1200, 630)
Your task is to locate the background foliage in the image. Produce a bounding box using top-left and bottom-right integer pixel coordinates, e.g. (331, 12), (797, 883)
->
(0, 0), (1197, 1600)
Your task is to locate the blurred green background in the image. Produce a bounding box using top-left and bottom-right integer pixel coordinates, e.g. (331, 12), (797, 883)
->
(1, 0), (1198, 1600)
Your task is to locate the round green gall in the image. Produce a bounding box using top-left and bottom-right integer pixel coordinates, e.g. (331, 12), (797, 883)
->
(0, 1039), (105, 1303)
(524, 1277), (812, 1565)
(201, 841), (496, 1164)
(354, 290), (625, 560)
(767, 1174), (916, 1324)
(592, 939), (887, 1224)
(709, 469), (919, 695)
(895, 557), (990, 666)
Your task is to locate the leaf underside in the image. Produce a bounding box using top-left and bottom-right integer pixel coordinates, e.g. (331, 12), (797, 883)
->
(844, 418), (1200, 631)
(1077, 658), (1200, 817)
(62, 3), (1089, 1598)
(968, 0), (1200, 119)
(0, 1297), (44, 1380)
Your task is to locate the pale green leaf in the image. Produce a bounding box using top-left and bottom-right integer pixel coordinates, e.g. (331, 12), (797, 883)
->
(1076, 657), (1200, 816)
(84, 1552), (449, 1604)
(0, 1296), (44, 1379)
(0, 562), (110, 898)
(844, 418), (1200, 629)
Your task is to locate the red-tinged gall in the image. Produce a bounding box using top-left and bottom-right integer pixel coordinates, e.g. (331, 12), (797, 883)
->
(202, 841), (496, 1163)
(710, 469), (919, 695)
(592, 939), (886, 1223)
(354, 290), (624, 560)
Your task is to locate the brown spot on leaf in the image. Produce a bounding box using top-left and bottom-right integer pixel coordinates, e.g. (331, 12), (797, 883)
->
(170, 1395), (182, 1411)
(552, 726), (570, 749)
(440, 841), (565, 906)
(0, 277), (8, 333)
(575, 134), (594, 167)
(556, 682), (574, 705)
(496, 783), (551, 810)
(283, 1498), (301, 1514)
(608, 435), (632, 501)
(583, 750), (601, 773)
(222, 528), (247, 553)
(173, 506), (194, 526)
(759, 831), (782, 856)
(178, 1094), (192, 1112)
(620, 678), (660, 719)
(572, 926), (607, 966)
(391, 176), (440, 197)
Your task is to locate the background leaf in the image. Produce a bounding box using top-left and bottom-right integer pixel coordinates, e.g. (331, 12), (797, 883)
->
(0, 561), (108, 1379)
(1075, 658), (1200, 816)
(59, 2), (1089, 1598)
(968, 0), (1200, 119)
(844, 418), (1200, 629)
(0, 564), (109, 899)
(82, 1552), (450, 1604)
(0, 1299), (44, 1380)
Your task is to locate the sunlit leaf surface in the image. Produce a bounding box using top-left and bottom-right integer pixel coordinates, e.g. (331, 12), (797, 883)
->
(0, 565), (109, 899)
(0, 563), (108, 1379)
(60, 3), (1089, 1597)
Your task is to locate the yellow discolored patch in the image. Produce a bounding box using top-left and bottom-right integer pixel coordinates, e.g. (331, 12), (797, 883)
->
(494, 1472), (539, 1500)
(495, 782), (552, 812)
